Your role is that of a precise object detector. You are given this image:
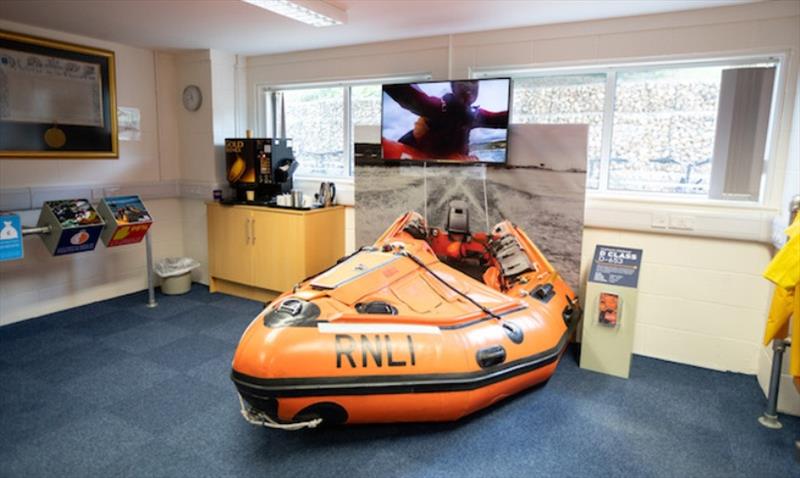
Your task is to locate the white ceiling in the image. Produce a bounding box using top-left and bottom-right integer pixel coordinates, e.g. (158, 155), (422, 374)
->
(1, 0), (758, 56)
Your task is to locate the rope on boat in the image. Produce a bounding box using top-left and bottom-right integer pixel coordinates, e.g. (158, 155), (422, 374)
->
(238, 394), (322, 431)
(399, 250), (503, 321)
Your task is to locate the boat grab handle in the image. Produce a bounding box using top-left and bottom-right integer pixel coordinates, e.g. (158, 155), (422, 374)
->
(477, 345), (507, 368)
(238, 394), (322, 431)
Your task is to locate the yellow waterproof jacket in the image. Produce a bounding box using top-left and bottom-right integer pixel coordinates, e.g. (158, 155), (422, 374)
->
(764, 217), (800, 290)
(762, 215), (800, 382)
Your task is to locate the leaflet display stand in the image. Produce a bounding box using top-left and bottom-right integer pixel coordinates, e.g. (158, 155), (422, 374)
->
(36, 199), (105, 256)
(12, 198), (158, 308)
(97, 195), (153, 247)
(580, 245), (644, 379)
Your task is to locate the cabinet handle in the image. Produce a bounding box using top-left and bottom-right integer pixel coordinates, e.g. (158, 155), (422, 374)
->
(245, 218), (251, 245)
(251, 218), (256, 245)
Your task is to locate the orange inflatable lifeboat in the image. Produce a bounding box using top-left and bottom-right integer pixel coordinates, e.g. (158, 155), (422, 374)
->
(231, 204), (581, 429)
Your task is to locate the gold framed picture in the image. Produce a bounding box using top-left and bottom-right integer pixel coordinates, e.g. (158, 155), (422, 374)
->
(0, 30), (118, 159)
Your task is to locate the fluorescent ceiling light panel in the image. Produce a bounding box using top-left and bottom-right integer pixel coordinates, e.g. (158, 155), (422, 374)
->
(242, 0), (346, 27)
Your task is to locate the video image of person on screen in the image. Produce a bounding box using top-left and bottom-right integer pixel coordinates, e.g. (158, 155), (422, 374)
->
(382, 79), (509, 162)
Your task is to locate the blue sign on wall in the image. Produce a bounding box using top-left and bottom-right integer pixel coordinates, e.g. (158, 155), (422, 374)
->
(0, 213), (24, 262)
(588, 245), (644, 288)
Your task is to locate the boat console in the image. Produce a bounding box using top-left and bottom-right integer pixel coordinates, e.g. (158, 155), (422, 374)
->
(407, 202), (536, 290)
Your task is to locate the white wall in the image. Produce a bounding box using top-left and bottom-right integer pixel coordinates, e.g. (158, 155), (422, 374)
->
(171, 50), (215, 284)
(245, 1), (800, 376)
(0, 21), (186, 325)
(173, 49), (243, 284)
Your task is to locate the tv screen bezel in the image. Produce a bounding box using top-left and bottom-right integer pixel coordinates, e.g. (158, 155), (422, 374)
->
(380, 77), (512, 165)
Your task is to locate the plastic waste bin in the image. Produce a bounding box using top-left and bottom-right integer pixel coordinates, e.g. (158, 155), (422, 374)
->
(154, 257), (200, 295)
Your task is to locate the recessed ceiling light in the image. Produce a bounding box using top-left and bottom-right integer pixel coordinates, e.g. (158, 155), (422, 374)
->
(241, 0), (346, 27)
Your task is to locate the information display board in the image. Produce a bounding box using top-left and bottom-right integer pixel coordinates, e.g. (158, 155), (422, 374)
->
(97, 195), (153, 247)
(0, 212), (23, 261)
(37, 199), (105, 256)
(589, 245), (643, 289)
(581, 245), (643, 378)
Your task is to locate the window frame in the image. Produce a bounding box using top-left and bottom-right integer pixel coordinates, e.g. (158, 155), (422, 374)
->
(256, 74), (432, 182)
(473, 52), (787, 206)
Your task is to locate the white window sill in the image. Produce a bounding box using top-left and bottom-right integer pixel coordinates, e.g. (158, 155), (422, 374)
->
(585, 194), (778, 243)
(587, 190), (769, 211)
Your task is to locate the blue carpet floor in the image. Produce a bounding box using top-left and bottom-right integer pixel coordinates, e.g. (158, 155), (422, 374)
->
(1, 284), (798, 477)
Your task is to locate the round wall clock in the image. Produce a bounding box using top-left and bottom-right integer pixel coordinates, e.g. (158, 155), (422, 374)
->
(182, 85), (203, 112)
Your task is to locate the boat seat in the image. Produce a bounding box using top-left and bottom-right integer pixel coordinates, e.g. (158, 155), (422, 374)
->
(446, 200), (470, 236)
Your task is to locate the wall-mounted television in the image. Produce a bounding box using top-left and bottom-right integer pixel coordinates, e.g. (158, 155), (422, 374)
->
(381, 78), (511, 163)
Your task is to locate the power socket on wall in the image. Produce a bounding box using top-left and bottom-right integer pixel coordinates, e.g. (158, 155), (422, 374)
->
(650, 213), (695, 231)
(651, 213), (669, 229)
(669, 215), (695, 231)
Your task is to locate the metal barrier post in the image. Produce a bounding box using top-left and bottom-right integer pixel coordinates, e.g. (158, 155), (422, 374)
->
(145, 231), (157, 308)
(759, 338), (790, 429)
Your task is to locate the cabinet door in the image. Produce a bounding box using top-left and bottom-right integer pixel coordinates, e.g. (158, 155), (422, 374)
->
(207, 206), (253, 285)
(303, 208), (345, 277)
(251, 212), (305, 292)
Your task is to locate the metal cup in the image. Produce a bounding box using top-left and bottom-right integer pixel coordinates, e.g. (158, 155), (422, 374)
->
(292, 190), (303, 208)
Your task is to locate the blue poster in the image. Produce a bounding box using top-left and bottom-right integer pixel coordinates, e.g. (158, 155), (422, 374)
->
(588, 245), (643, 288)
(0, 213), (24, 261)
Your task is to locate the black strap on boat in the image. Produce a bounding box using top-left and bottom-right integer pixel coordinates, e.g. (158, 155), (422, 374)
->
(399, 250), (503, 321)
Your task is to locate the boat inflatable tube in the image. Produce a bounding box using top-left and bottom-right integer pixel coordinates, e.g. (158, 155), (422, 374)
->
(231, 210), (581, 428)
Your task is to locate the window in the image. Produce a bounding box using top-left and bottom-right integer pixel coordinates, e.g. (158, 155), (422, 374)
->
(278, 87), (347, 178)
(512, 74), (606, 188)
(484, 57), (781, 202)
(351, 84), (382, 144)
(609, 66), (720, 195)
(264, 77), (426, 179)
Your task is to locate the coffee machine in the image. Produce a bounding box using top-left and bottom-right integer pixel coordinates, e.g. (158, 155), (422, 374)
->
(224, 136), (297, 204)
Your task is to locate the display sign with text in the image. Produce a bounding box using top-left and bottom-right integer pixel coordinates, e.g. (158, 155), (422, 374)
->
(581, 244), (644, 379)
(588, 245), (643, 288)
